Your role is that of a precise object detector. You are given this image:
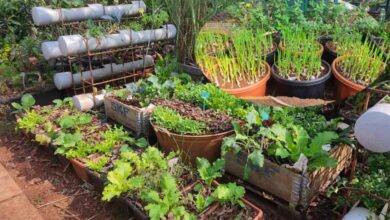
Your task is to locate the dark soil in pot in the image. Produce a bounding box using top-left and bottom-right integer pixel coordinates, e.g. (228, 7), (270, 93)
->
(109, 95), (143, 108)
(271, 61), (332, 99)
(204, 203), (260, 220)
(153, 99), (234, 134)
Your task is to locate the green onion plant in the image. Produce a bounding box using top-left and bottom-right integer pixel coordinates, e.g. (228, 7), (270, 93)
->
(277, 27), (322, 81)
(332, 31), (388, 86)
(196, 29), (272, 88)
(338, 46), (388, 86)
(279, 25), (321, 55)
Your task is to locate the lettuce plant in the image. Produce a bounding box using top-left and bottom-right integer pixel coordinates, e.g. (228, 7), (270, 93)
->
(152, 106), (207, 135)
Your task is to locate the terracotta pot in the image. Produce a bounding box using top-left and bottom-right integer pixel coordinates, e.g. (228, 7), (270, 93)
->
(151, 124), (234, 164)
(331, 56), (385, 101)
(221, 61), (271, 98)
(278, 42), (324, 57)
(70, 159), (89, 182)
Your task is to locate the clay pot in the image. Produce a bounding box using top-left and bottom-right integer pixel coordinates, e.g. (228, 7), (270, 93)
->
(70, 159), (89, 182)
(221, 61), (271, 98)
(331, 56), (385, 101)
(151, 124), (234, 164)
(278, 42), (324, 57)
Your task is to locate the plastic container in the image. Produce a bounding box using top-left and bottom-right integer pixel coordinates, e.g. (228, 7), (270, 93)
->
(271, 60), (331, 99)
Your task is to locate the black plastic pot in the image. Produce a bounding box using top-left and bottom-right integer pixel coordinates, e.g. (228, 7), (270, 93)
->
(263, 43), (278, 67)
(178, 63), (208, 83)
(120, 197), (148, 220)
(271, 60), (332, 99)
(323, 40), (338, 65)
(86, 170), (106, 193)
(369, 35), (389, 64)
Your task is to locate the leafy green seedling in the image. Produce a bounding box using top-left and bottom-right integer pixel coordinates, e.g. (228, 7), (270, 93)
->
(12, 94), (35, 112)
(197, 158), (225, 186)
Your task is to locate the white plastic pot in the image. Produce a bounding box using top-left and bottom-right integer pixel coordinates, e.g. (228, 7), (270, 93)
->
(342, 207), (378, 220)
(53, 55), (154, 90)
(58, 24), (177, 56)
(41, 41), (63, 60)
(32, 4), (104, 26)
(73, 91), (106, 112)
(355, 103), (390, 153)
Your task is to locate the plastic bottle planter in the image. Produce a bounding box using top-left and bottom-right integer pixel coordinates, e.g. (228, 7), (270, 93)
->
(41, 41), (62, 61)
(42, 25), (177, 60)
(32, 1), (147, 26)
(224, 144), (352, 209)
(73, 92), (106, 112)
(53, 55), (154, 90)
(151, 123), (234, 164)
(271, 61), (332, 99)
(104, 96), (153, 138)
(58, 25), (177, 57)
(331, 56), (386, 101)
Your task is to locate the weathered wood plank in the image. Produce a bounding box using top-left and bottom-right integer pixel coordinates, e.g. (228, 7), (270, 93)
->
(104, 96), (151, 137)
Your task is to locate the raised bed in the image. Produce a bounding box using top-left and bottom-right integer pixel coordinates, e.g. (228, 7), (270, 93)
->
(104, 96), (152, 138)
(224, 144), (352, 209)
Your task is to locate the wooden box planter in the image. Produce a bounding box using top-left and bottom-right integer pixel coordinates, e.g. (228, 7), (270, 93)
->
(224, 144), (352, 209)
(104, 96), (153, 138)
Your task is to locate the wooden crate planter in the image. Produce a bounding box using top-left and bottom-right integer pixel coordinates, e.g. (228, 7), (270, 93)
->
(104, 96), (152, 137)
(224, 144), (352, 209)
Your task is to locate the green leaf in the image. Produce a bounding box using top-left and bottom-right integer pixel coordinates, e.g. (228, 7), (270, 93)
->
(145, 204), (168, 220)
(197, 158), (224, 186)
(248, 150), (264, 168)
(270, 124), (287, 142)
(231, 121), (242, 134)
(35, 134), (51, 145)
(309, 156), (337, 170)
(275, 147), (290, 159)
(58, 116), (76, 129)
(11, 102), (23, 110)
(135, 138), (148, 148)
(246, 110), (261, 127)
(78, 114), (92, 125)
(307, 131), (338, 157)
(144, 191), (161, 203)
(21, 94), (35, 110)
